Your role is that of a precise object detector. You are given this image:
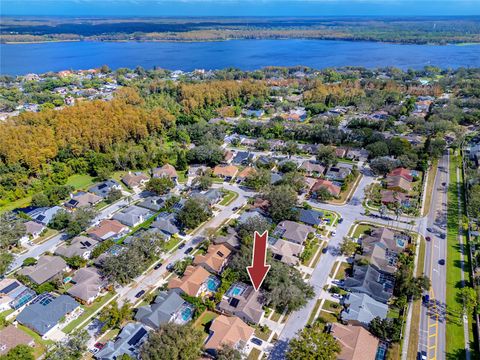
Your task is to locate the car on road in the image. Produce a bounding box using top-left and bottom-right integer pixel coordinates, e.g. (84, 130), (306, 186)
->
(251, 338), (263, 346)
(438, 259), (445, 265)
(322, 247), (328, 254)
(135, 290), (146, 298)
(427, 227), (433, 233)
(332, 293), (343, 299)
(442, 182), (446, 186)
(154, 263), (163, 270)
(418, 351), (427, 360)
(184, 247), (194, 254)
(166, 263), (175, 272)
(94, 343), (104, 350)
(425, 236), (431, 242)
(423, 294), (430, 304)
(331, 230), (336, 236)
(338, 218), (343, 223)
(178, 243), (186, 249)
(232, 206), (239, 211)
(439, 233), (446, 239)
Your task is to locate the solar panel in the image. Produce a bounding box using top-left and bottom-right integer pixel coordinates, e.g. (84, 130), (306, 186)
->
(229, 298), (240, 308)
(37, 215), (45, 222)
(127, 328), (147, 346)
(216, 251), (224, 257)
(0, 281), (19, 294)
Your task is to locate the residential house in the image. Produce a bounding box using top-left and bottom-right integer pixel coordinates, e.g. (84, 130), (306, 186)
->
(89, 180), (122, 198)
(67, 267), (106, 304)
(95, 322), (148, 360)
(380, 190), (410, 206)
(16, 294), (80, 338)
(88, 219), (129, 241)
(311, 179), (341, 197)
(341, 293), (388, 326)
(299, 161), (325, 177)
(23, 206), (62, 225)
(218, 283), (264, 324)
(137, 196), (166, 212)
(213, 228), (241, 251)
(168, 266), (216, 297)
(387, 168), (414, 182)
(342, 265), (394, 304)
(386, 175), (412, 193)
(193, 244), (231, 274)
(151, 212), (180, 240)
(204, 315), (254, 356)
(236, 167), (256, 183)
(191, 189), (223, 206)
(55, 235), (99, 259)
(223, 150), (234, 164)
(270, 172), (283, 184)
(237, 209), (270, 226)
(18, 255), (68, 285)
(346, 149), (369, 162)
(0, 325), (35, 355)
(112, 205), (153, 227)
(20, 221), (45, 244)
(268, 237), (303, 265)
(335, 147), (348, 158)
(152, 164), (178, 182)
(135, 290), (194, 328)
(273, 220), (315, 245)
(232, 151), (254, 166)
(330, 323), (379, 360)
(243, 109), (264, 118)
(65, 192), (102, 210)
(213, 165), (239, 181)
(0, 279), (35, 312)
(121, 172), (149, 191)
(298, 208), (324, 227)
(325, 165), (352, 182)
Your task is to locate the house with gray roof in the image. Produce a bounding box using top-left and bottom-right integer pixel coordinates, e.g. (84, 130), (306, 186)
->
(135, 290), (194, 329)
(16, 294), (79, 337)
(190, 189), (223, 206)
(151, 212), (180, 239)
(55, 236), (99, 259)
(213, 228), (240, 251)
(67, 267), (106, 304)
(237, 209), (270, 226)
(325, 165), (352, 182)
(95, 322), (148, 360)
(218, 283), (264, 324)
(298, 208), (324, 227)
(342, 265), (394, 304)
(341, 292), (388, 326)
(89, 180), (122, 198)
(273, 220), (315, 245)
(18, 255), (68, 285)
(137, 196), (166, 212)
(24, 206), (62, 225)
(112, 205), (153, 227)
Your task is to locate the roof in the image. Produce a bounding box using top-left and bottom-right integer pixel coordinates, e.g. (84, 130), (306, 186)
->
(325, 166), (352, 181)
(0, 325), (35, 355)
(232, 151), (253, 165)
(298, 208), (324, 226)
(96, 322), (148, 360)
(55, 235), (98, 258)
(67, 267), (105, 302)
(331, 323), (379, 360)
(18, 255), (67, 285)
(137, 196), (166, 212)
(122, 172), (149, 188)
(112, 205), (152, 227)
(205, 315), (254, 351)
(388, 168), (413, 182)
(88, 219), (128, 240)
(218, 283), (264, 324)
(153, 164), (178, 179)
(16, 294), (79, 335)
(237, 166), (256, 179)
(274, 220), (314, 244)
(89, 180), (121, 198)
(25, 206), (62, 225)
(135, 290), (186, 329)
(341, 293), (388, 325)
(193, 244), (231, 273)
(300, 161), (325, 175)
(0, 278), (30, 310)
(237, 210), (270, 225)
(24, 220), (44, 235)
(151, 212), (180, 237)
(386, 175), (412, 193)
(167, 266), (211, 297)
(380, 190), (408, 204)
(269, 238), (303, 265)
(213, 165), (239, 178)
(213, 228), (240, 250)
(311, 179), (341, 197)
(343, 265), (394, 304)
(66, 192), (102, 208)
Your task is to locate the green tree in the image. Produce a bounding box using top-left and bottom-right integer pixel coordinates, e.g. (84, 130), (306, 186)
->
(146, 177), (175, 195)
(458, 287), (478, 315)
(192, 175), (213, 191)
(0, 344), (34, 360)
(140, 323), (204, 360)
(0, 212), (26, 249)
(369, 317), (402, 343)
(177, 198), (212, 229)
(287, 324), (341, 360)
(245, 169), (271, 191)
(339, 237), (359, 257)
(106, 188), (123, 203)
(45, 330), (89, 360)
(316, 145), (338, 168)
(264, 185), (298, 223)
(216, 344), (242, 360)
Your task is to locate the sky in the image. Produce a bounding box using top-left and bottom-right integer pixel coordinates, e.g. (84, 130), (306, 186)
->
(1, 0), (480, 17)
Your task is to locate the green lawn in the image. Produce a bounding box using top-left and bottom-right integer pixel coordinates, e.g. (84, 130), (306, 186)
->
(194, 311), (218, 334)
(247, 348), (261, 360)
(318, 310), (338, 324)
(66, 174), (96, 190)
(334, 262), (351, 280)
(254, 326), (272, 341)
(0, 195), (33, 213)
(307, 299), (323, 325)
(219, 190), (238, 206)
(350, 223), (374, 239)
(62, 292), (116, 334)
(270, 311), (282, 322)
(164, 237), (183, 252)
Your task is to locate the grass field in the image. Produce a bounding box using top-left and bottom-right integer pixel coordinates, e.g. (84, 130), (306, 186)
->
(422, 159), (439, 216)
(219, 190), (238, 206)
(194, 310), (218, 334)
(350, 223), (374, 238)
(307, 299), (323, 325)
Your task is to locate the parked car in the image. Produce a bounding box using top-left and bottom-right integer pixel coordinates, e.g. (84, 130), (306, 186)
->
(338, 218), (344, 224)
(322, 247), (328, 254)
(184, 247), (194, 254)
(439, 233), (446, 239)
(232, 206), (239, 211)
(423, 294), (430, 304)
(438, 259), (445, 265)
(427, 227), (433, 233)
(135, 290), (146, 298)
(94, 343), (104, 350)
(426, 236), (431, 242)
(251, 338), (263, 346)
(154, 263), (163, 270)
(166, 263), (175, 272)
(178, 243), (186, 249)
(419, 351), (427, 360)
(332, 293), (343, 299)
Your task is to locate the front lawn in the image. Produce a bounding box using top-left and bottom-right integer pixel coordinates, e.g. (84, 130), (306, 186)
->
(219, 190), (238, 206)
(334, 262), (351, 280)
(66, 174), (96, 190)
(350, 223), (374, 239)
(194, 311), (218, 334)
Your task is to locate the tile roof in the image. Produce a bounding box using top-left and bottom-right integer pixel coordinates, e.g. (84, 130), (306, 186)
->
(0, 325), (35, 355)
(152, 164), (178, 179)
(311, 179), (341, 197)
(167, 266), (211, 297)
(88, 219), (129, 241)
(193, 244), (231, 273)
(18, 255), (67, 285)
(205, 315), (254, 351)
(331, 323), (379, 360)
(213, 165), (239, 178)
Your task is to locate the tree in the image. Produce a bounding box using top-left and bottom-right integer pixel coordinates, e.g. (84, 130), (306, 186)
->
(216, 344), (242, 360)
(264, 185), (298, 223)
(177, 198), (211, 229)
(45, 330), (89, 360)
(22, 257), (37, 267)
(366, 141), (389, 158)
(369, 317), (402, 343)
(237, 216), (271, 244)
(370, 157), (400, 176)
(0, 212), (26, 249)
(99, 300), (133, 330)
(458, 287), (478, 315)
(0, 344), (34, 360)
(255, 137), (270, 151)
(192, 175), (212, 191)
(106, 188), (123, 203)
(0, 251), (13, 275)
(245, 169), (270, 191)
(146, 177), (174, 195)
(141, 323), (204, 360)
(287, 324), (341, 360)
(314, 187), (334, 201)
(339, 237), (359, 257)
(316, 145), (338, 168)
(279, 161), (298, 173)
(31, 192), (51, 207)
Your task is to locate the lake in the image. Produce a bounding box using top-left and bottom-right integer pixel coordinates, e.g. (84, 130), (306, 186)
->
(1, 39), (480, 75)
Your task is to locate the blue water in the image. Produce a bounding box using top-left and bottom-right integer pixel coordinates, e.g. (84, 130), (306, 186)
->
(228, 283), (246, 297)
(207, 276), (220, 292)
(181, 306), (193, 322)
(1, 39), (480, 75)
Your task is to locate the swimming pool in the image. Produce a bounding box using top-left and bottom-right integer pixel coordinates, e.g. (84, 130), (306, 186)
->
(206, 276), (221, 292)
(227, 283), (247, 297)
(181, 306), (193, 322)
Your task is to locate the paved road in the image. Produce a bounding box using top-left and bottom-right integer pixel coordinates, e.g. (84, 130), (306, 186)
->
(418, 152), (449, 360)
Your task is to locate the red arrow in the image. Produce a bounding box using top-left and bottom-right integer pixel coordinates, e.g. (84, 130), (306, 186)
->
(247, 231), (271, 291)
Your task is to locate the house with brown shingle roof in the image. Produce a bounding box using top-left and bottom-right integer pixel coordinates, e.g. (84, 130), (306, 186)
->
(273, 220), (315, 245)
(236, 167), (256, 183)
(380, 190), (409, 206)
(269, 237), (303, 265)
(213, 165), (239, 181)
(386, 175), (412, 193)
(18, 255), (68, 285)
(67, 267), (106, 304)
(0, 325), (35, 355)
(387, 167), (414, 182)
(65, 192), (102, 210)
(193, 244), (231, 274)
(204, 315), (255, 355)
(299, 161), (325, 177)
(311, 179), (341, 197)
(218, 283), (264, 324)
(167, 266), (211, 297)
(122, 172), (149, 191)
(331, 323), (379, 360)
(152, 164), (178, 182)
(87, 219), (129, 241)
